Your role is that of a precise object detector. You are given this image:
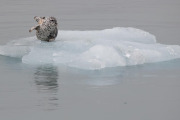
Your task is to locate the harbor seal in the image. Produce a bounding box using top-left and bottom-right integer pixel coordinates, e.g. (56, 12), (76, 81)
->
(29, 16), (58, 42)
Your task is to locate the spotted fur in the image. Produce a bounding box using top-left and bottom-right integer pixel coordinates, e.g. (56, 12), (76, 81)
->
(29, 16), (58, 42)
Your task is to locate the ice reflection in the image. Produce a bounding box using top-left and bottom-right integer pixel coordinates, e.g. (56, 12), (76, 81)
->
(34, 64), (59, 110)
(62, 61), (177, 87)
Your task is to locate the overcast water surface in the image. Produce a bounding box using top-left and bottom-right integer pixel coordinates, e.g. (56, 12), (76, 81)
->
(0, 0), (180, 120)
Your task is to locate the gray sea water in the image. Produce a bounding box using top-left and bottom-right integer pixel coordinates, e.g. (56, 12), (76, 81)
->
(0, 0), (180, 120)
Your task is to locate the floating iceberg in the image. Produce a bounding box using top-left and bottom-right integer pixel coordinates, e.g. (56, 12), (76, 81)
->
(0, 27), (180, 70)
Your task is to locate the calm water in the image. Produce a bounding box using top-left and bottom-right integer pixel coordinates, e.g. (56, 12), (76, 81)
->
(0, 0), (180, 120)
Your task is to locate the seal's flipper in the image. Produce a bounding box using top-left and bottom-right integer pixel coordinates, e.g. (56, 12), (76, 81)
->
(29, 25), (40, 32)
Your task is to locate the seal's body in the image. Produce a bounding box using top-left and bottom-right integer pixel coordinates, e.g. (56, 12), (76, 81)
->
(29, 16), (58, 42)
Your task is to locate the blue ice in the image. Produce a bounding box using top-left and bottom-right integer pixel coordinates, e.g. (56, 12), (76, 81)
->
(0, 27), (180, 70)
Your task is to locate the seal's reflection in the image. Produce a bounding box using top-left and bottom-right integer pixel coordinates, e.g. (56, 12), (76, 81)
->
(34, 64), (59, 110)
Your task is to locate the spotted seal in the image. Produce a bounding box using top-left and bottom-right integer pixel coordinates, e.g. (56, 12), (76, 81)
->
(29, 16), (58, 42)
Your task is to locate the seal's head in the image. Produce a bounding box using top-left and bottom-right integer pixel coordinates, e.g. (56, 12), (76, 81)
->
(34, 16), (58, 27)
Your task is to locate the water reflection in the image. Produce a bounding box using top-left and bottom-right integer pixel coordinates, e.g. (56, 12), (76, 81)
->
(61, 60), (180, 87)
(34, 64), (59, 110)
